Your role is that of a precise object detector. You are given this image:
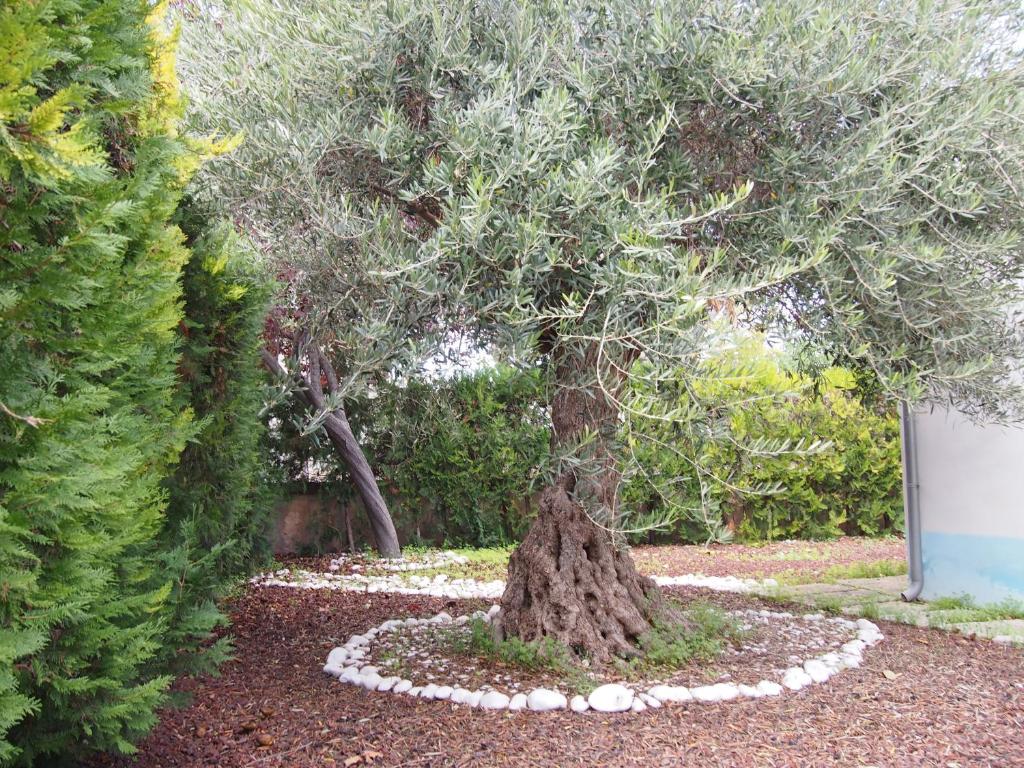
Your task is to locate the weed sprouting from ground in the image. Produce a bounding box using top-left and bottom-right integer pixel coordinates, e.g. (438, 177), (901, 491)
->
(927, 596), (1024, 624)
(616, 602), (745, 678)
(822, 559), (908, 582)
(447, 601), (743, 694)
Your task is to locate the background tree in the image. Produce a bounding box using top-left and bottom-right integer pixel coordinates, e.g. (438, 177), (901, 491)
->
(182, 0), (1024, 661)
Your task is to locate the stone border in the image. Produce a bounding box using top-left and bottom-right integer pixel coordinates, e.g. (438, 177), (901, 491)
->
(323, 606), (884, 714)
(252, 570), (776, 599)
(328, 551), (470, 573)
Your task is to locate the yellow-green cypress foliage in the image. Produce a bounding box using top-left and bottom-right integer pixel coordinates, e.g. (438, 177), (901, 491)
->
(0, 0), (208, 762)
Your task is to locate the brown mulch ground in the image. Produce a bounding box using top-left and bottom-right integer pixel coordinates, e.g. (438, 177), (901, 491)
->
(95, 583), (1024, 768)
(632, 538), (907, 581)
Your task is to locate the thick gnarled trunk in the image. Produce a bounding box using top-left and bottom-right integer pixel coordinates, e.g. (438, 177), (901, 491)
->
(498, 343), (660, 662)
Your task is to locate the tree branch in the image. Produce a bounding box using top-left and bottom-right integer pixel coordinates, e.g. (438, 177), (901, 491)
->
(0, 400), (49, 428)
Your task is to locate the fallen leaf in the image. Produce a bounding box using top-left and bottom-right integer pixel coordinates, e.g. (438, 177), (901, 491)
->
(364, 750), (383, 762)
(260, 707), (275, 718)
(882, 669), (898, 680)
(256, 733), (274, 747)
(344, 756), (363, 767)
(239, 721), (258, 733)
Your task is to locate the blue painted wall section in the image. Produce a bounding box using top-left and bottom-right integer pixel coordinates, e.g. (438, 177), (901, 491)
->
(921, 530), (1024, 604)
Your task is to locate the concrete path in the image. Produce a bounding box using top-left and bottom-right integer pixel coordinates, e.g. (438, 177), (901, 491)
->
(759, 576), (1024, 646)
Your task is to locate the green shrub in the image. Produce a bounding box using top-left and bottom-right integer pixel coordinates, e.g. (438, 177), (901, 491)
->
(624, 337), (904, 543)
(0, 1), (245, 763)
(271, 349), (899, 547)
(275, 366), (551, 548)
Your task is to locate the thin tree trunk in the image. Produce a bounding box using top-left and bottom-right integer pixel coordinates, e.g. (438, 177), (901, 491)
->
(497, 342), (660, 662)
(261, 342), (401, 558)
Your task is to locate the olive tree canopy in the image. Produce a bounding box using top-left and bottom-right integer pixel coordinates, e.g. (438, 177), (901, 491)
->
(182, 0), (1024, 659)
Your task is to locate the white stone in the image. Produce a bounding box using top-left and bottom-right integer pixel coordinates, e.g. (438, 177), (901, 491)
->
(434, 685), (453, 700)
(588, 684), (634, 713)
(361, 673), (382, 690)
(570, 695), (590, 713)
(377, 676), (400, 692)
(420, 683), (438, 700)
(432, 612), (452, 624)
(856, 618), (879, 631)
(839, 652), (862, 669)
(467, 690), (484, 707)
(358, 665), (379, 677)
(509, 693), (528, 711)
(638, 693), (662, 709)
(841, 640), (866, 656)
(737, 684), (763, 698)
(527, 689), (567, 712)
(327, 647), (349, 666)
(479, 691), (511, 710)
(690, 683), (739, 703)
(782, 667), (813, 690)
(630, 698), (647, 712)
(487, 604), (501, 618)
(803, 660), (832, 684)
(347, 635), (368, 648)
(393, 679), (412, 694)
(756, 680), (783, 697)
(647, 685), (692, 703)
(858, 629), (884, 645)
(339, 666), (360, 684)
(323, 663), (344, 678)
(819, 653), (844, 670)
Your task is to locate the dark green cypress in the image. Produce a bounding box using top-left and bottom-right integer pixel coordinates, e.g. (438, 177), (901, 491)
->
(154, 199), (276, 684)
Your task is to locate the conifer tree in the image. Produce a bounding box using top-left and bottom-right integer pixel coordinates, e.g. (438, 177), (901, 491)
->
(155, 198), (277, 681)
(0, 0), (231, 762)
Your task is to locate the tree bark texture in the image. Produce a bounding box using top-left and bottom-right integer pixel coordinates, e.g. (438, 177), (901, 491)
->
(498, 342), (660, 662)
(261, 343), (402, 558)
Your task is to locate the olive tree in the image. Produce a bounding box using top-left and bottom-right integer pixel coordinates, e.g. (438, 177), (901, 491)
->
(181, 0), (1024, 660)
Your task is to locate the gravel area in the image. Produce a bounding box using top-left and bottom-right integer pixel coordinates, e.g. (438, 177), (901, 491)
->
(93, 584), (1024, 767)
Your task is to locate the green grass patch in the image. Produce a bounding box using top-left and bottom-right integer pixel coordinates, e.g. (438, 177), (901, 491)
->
(455, 617), (596, 693)
(812, 595), (847, 616)
(447, 601), (741, 695)
(616, 602), (745, 678)
(821, 558), (907, 583)
(858, 601), (881, 621)
(926, 595), (1024, 625)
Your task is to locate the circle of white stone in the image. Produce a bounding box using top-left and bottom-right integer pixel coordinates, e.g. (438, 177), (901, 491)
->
(250, 570), (777, 598)
(321, 606), (884, 714)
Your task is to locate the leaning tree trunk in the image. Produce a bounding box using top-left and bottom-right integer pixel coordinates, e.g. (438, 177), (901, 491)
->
(261, 342), (401, 558)
(497, 343), (660, 663)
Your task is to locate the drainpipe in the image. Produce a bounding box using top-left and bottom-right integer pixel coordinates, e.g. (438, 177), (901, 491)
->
(900, 400), (924, 601)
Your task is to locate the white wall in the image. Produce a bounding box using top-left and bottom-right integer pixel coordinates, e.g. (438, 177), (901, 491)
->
(911, 407), (1024, 603)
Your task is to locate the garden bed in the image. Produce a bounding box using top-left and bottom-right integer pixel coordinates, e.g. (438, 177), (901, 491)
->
(92, 581), (1024, 767)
